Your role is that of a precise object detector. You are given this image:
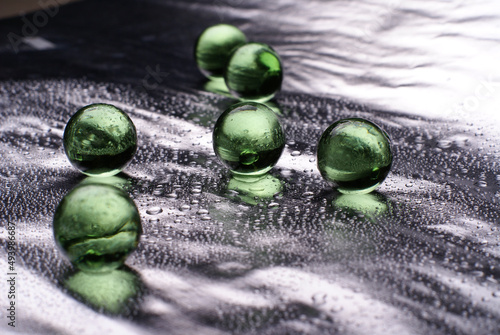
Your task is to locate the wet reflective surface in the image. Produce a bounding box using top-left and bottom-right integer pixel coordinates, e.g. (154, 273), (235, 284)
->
(0, 0), (499, 334)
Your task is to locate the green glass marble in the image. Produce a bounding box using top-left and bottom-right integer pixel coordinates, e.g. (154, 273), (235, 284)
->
(63, 103), (137, 177)
(53, 184), (142, 272)
(317, 118), (393, 194)
(224, 42), (283, 102)
(195, 24), (247, 79)
(213, 102), (285, 176)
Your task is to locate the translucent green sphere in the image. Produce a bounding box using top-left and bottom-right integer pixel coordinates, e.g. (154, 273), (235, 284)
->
(224, 43), (283, 102)
(317, 118), (393, 194)
(63, 103), (137, 177)
(195, 24), (247, 79)
(53, 184), (142, 272)
(213, 102), (285, 176)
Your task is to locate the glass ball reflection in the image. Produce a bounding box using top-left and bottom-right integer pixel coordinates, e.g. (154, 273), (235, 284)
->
(53, 184), (142, 272)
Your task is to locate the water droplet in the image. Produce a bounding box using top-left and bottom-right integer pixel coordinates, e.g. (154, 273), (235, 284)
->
(471, 271), (484, 277)
(301, 191), (314, 198)
(312, 293), (327, 306)
(146, 206), (163, 215)
(477, 180), (488, 188)
(437, 139), (452, 149)
(180, 204), (191, 211)
(415, 136), (425, 144)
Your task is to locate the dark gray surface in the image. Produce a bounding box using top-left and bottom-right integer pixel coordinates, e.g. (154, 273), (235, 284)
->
(1, 0), (499, 334)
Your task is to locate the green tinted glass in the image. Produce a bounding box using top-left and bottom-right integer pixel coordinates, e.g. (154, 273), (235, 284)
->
(317, 118), (393, 194)
(195, 24), (247, 78)
(213, 102), (285, 176)
(224, 43), (283, 102)
(63, 103), (137, 177)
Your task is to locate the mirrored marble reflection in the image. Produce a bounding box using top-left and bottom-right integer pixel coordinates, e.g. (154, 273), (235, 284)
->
(333, 192), (391, 222)
(321, 193), (393, 257)
(204, 77), (232, 97)
(63, 266), (143, 315)
(78, 174), (132, 191)
(53, 182), (142, 273)
(227, 173), (283, 205)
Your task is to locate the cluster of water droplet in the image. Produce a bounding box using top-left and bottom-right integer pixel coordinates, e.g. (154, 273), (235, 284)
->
(2, 65), (499, 332)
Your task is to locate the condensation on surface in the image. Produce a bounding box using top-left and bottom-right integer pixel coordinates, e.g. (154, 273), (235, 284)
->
(0, 0), (500, 334)
(1, 77), (499, 335)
